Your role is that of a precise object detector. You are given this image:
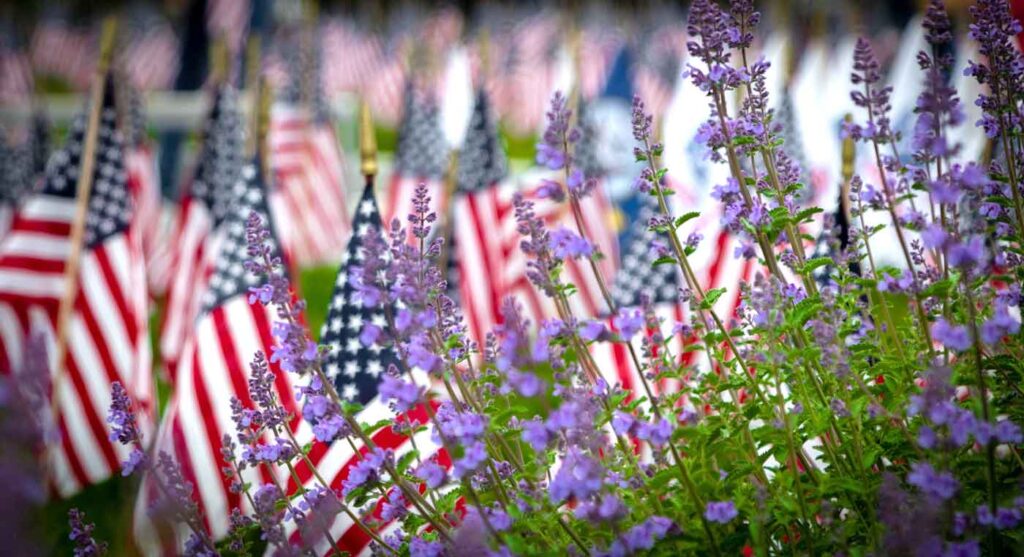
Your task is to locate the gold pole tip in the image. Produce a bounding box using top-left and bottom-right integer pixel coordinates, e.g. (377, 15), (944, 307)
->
(360, 101), (378, 177)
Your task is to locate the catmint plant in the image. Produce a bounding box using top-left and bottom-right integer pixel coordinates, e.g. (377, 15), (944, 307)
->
(85, 1), (1024, 555)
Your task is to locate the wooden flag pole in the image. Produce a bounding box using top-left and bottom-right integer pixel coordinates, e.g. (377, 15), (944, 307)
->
(359, 100), (378, 189)
(51, 16), (118, 419)
(839, 113), (856, 249)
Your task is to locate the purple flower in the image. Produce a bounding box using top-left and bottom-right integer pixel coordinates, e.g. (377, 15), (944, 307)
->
(995, 420), (1023, 444)
(380, 489), (407, 522)
(907, 462), (959, 501)
(342, 448), (392, 496)
(359, 323), (382, 347)
(247, 284), (274, 305)
(931, 318), (971, 351)
(579, 320), (609, 342)
(947, 236), (987, 272)
(981, 303), (1021, 345)
(379, 375), (420, 412)
(409, 536), (445, 557)
(405, 334), (442, 374)
(507, 369), (544, 397)
(521, 419), (550, 452)
(576, 493), (627, 523)
(611, 411), (636, 436)
(704, 501), (738, 524)
(68, 508), (107, 557)
(548, 227), (594, 260)
(549, 448), (604, 503)
(637, 418), (674, 447)
(415, 458), (447, 489)
(453, 440), (488, 479)
(614, 308), (645, 339)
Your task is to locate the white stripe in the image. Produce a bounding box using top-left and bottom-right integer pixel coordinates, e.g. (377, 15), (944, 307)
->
(0, 232), (71, 260)
(176, 333), (232, 539)
(0, 303), (24, 368)
(0, 269), (65, 298)
(20, 195), (77, 222)
(79, 251), (133, 379)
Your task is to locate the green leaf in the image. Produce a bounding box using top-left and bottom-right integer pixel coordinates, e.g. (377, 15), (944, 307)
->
(397, 449), (420, 473)
(700, 287), (727, 309)
(802, 257), (832, 274)
(652, 255), (677, 267)
(674, 211), (701, 228)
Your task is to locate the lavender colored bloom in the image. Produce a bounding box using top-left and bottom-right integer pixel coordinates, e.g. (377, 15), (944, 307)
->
(637, 418), (673, 447)
(907, 462), (959, 501)
(378, 374), (420, 412)
(453, 440), (488, 479)
(549, 448), (604, 503)
(704, 501), (738, 524)
(415, 458), (447, 489)
(931, 318), (971, 351)
(359, 323), (382, 347)
(981, 302), (1021, 345)
(611, 411), (636, 436)
(548, 227), (594, 260)
(995, 419), (1023, 443)
(68, 508), (107, 556)
(579, 320), (609, 342)
(507, 369), (544, 397)
(342, 448), (392, 496)
(613, 308), (644, 339)
(380, 489), (407, 522)
(107, 382), (147, 475)
(576, 493), (627, 524)
(521, 418), (550, 452)
(409, 536), (445, 557)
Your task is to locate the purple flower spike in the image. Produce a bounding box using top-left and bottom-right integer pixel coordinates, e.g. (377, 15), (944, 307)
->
(704, 500), (738, 524)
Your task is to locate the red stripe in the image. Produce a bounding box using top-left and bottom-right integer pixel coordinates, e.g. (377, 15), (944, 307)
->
(63, 354), (119, 473)
(9, 216), (72, 236)
(0, 255), (65, 274)
(93, 245), (139, 344)
(56, 410), (90, 488)
(190, 324), (244, 516)
(74, 291), (122, 386)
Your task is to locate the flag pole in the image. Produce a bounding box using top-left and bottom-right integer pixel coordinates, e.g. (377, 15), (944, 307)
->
(359, 100), (378, 189)
(839, 113), (856, 249)
(51, 15), (119, 419)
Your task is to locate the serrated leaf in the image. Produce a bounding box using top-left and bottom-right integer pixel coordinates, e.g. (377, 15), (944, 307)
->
(674, 211), (701, 228)
(700, 287), (727, 309)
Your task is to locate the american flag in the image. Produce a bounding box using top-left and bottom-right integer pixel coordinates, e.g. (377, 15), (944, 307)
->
(120, 85), (168, 295)
(0, 80), (154, 497)
(135, 159), (301, 550)
(383, 81), (447, 231)
(31, 22), (96, 89)
(288, 182), (446, 556)
(268, 41), (352, 267)
(120, 16), (179, 91)
(448, 88), (508, 345)
(0, 47), (33, 103)
(0, 127), (33, 230)
(159, 85), (244, 382)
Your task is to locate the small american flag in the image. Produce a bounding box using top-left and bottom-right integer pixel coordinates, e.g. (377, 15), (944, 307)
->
(383, 81), (447, 231)
(0, 79), (154, 497)
(275, 182), (446, 556)
(268, 41), (352, 267)
(159, 85), (244, 382)
(135, 159), (301, 550)
(448, 88), (508, 345)
(319, 185), (399, 402)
